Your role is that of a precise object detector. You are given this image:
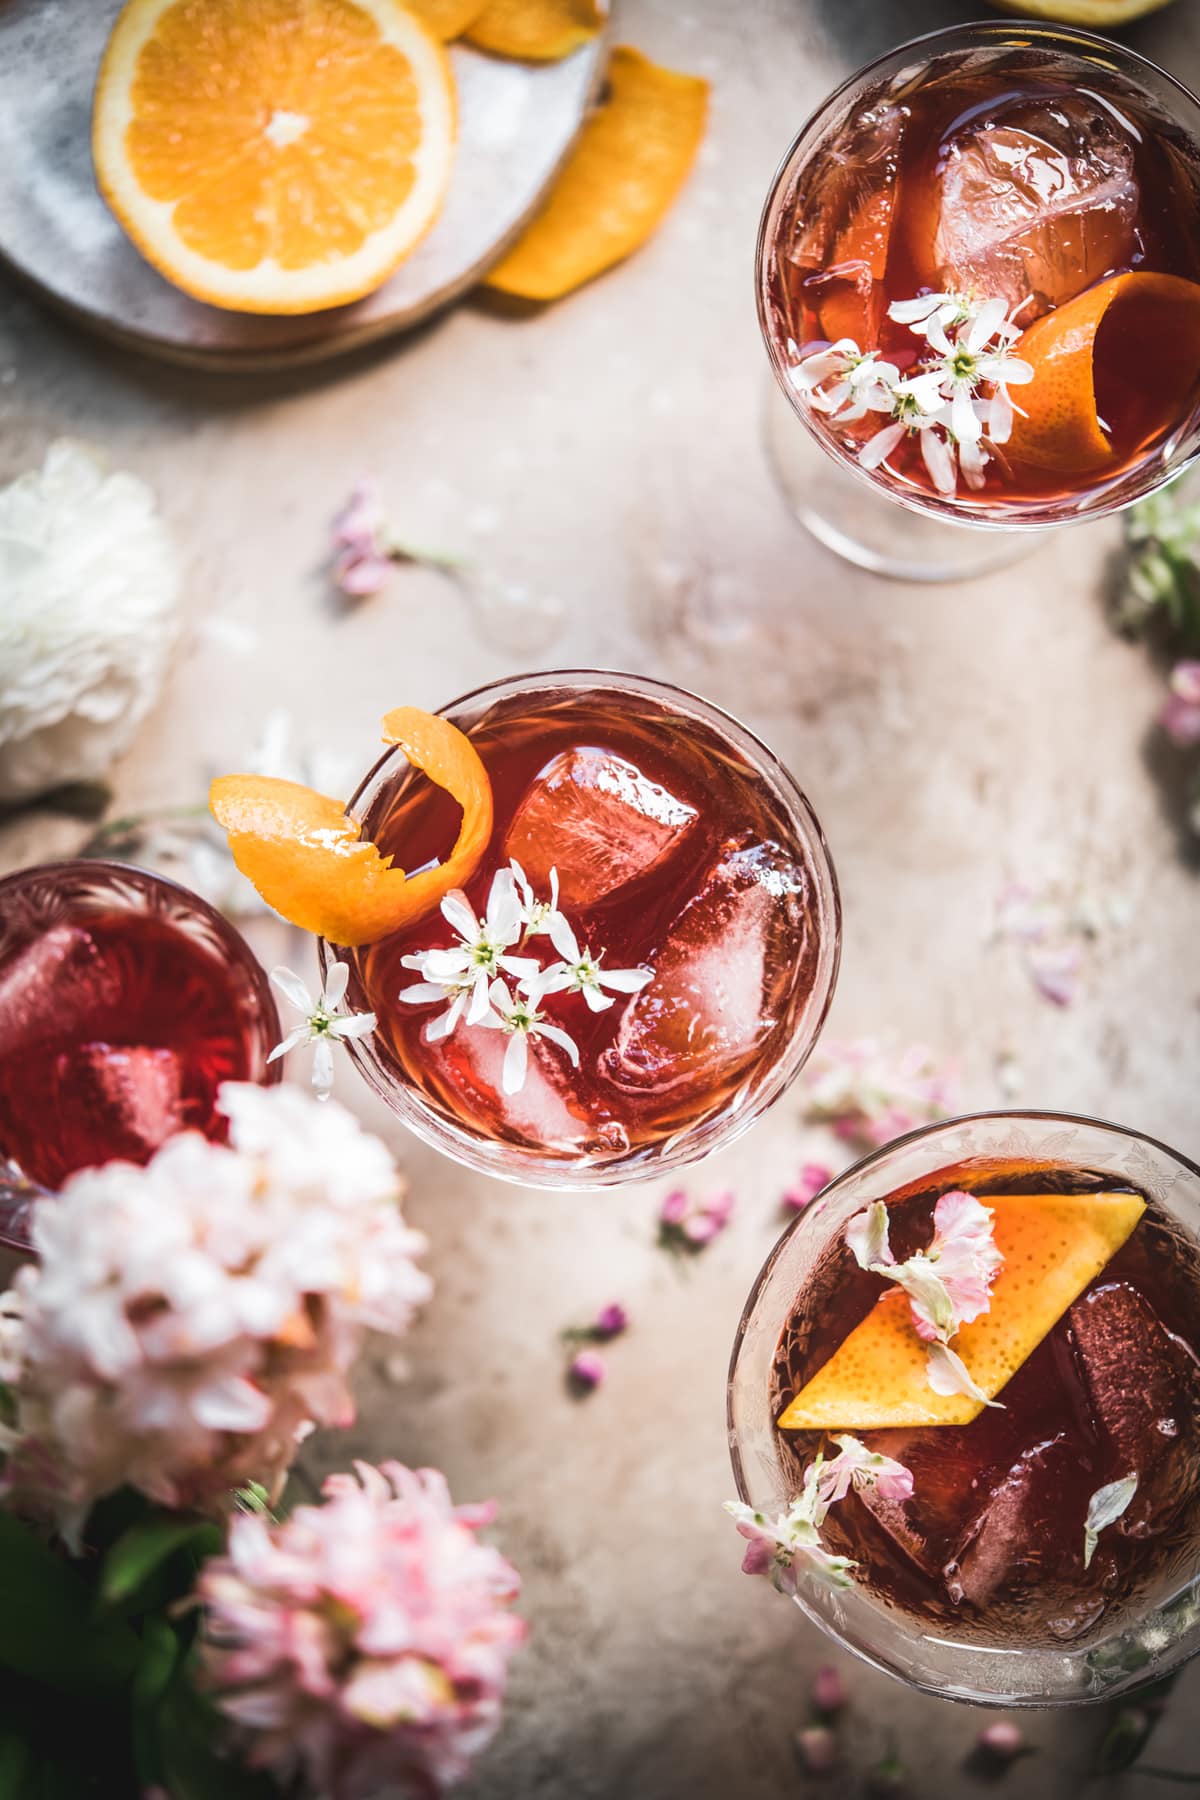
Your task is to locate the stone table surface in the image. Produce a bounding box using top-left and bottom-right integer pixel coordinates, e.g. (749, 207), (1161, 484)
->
(3, 2), (1200, 1797)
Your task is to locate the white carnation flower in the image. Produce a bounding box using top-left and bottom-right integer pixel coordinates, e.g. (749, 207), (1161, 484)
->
(0, 440), (181, 801)
(1, 1082), (430, 1542)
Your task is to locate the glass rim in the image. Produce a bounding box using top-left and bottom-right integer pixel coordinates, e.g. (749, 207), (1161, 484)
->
(726, 1105), (1200, 1706)
(755, 18), (1200, 533)
(321, 667), (842, 1189)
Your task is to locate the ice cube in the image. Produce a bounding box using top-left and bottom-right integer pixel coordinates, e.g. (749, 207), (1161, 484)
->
(55, 1042), (185, 1166)
(931, 94), (1139, 315)
(951, 1434), (1107, 1638)
(1070, 1280), (1200, 1536)
(504, 746), (697, 909)
(601, 838), (806, 1097)
(853, 1418), (1024, 1579)
(419, 1018), (595, 1155)
(787, 102), (908, 345)
(0, 926), (121, 1056)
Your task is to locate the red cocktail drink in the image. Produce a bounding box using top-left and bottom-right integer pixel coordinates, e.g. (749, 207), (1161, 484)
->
(757, 25), (1200, 572)
(0, 862), (279, 1211)
(327, 673), (840, 1185)
(728, 1115), (1200, 1704)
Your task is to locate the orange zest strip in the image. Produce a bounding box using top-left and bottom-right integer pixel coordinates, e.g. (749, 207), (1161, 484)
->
(1007, 271), (1200, 475)
(209, 709), (493, 947)
(465, 0), (604, 62)
(484, 46), (708, 301)
(407, 0), (490, 38)
(778, 1192), (1145, 1432)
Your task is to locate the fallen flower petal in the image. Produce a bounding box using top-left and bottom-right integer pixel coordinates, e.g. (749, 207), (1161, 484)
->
(593, 1303), (628, 1339)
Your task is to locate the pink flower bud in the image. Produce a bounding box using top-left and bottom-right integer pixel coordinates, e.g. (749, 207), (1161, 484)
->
(593, 1303), (628, 1340)
(568, 1350), (606, 1392)
(977, 1721), (1024, 1761)
(811, 1664), (848, 1715)
(794, 1725), (837, 1774)
(660, 1188), (690, 1228)
(784, 1163), (833, 1213)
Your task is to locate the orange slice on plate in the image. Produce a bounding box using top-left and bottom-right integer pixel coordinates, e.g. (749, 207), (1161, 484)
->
(465, 0), (605, 61)
(778, 1192), (1145, 1432)
(93, 0), (456, 315)
(485, 46), (708, 301)
(210, 708), (493, 945)
(1007, 271), (1200, 475)
(408, 0), (489, 37)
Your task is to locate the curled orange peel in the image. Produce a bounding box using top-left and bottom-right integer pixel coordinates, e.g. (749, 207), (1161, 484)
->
(1007, 271), (1200, 475)
(465, 0), (604, 61)
(209, 708), (493, 947)
(406, 0), (490, 39)
(484, 46), (708, 301)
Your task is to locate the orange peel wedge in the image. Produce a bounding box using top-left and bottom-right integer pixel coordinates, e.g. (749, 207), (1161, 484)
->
(778, 1192), (1145, 1432)
(465, 0), (604, 61)
(209, 708), (493, 946)
(1007, 271), (1200, 475)
(484, 46), (708, 301)
(407, 0), (490, 38)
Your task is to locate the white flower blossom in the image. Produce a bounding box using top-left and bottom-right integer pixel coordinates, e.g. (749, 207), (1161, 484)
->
(400, 871), (539, 1039)
(269, 962), (376, 1100)
(0, 1083), (430, 1539)
(791, 339), (900, 423)
(0, 441), (181, 801)
(478, 978), (579, 1097)
(529, 913), (653, 1014)
(510, 858), (564, 939)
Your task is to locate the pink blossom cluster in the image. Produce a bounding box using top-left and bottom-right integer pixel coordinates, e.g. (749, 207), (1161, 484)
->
(197, 1461), (525, 1800)
(801, 1040), (956, 1150)
(659, 1187), (735, 1248)
(0, 1083), (430, 1540)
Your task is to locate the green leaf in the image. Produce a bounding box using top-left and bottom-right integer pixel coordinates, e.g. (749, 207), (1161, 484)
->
(0, 1721), (33, 1800)
(0, 1513), (139, 1696)
(100, 1515), (223, 1610)
(157, 1667), (278, 1800)
(130, 1617), (182, 1787)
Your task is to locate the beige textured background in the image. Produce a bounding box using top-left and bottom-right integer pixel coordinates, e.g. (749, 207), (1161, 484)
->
(3, 2), (1200, 1795)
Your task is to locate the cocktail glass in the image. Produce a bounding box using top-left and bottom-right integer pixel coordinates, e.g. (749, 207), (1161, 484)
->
(759, 22), (1200, 581)
(323, 670), (840, 1187)
(0, 859), (281, 1251)
(727, 1111), (1200, 1704)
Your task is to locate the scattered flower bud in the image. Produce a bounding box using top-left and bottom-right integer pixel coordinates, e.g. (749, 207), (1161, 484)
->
(783, 1163), (833, 1213)
(977, 1721), (1025, 1762)
(660, 1187), (735, 1251)
(568, 1350), (606, 1392)
(794, 1725), (837, 1774)
(593, 1303), (629, 1339)
(811, 1664), (848, 1716)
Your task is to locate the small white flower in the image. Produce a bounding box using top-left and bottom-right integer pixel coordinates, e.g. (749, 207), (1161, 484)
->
(405, 870), (540, 1034)
(269, 962), (376, 1101)
(510, 858), (564, 939)
(889, 290), (975, 355)
(529, 913), (654, 1014)
(478, 978), (579, 1097)
(859, 375), (951, 488)
(791, 339), (900, 424)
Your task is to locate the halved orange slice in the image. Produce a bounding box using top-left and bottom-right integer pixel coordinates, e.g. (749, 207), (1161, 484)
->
(1007, 271), (1200, 475)
(93, 0), (456, 314)
(485, 46), (708, 301)
(778, 1192), (1145, 1432)
(465, 0), (605, 61)
(210, 708), (492, 945)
